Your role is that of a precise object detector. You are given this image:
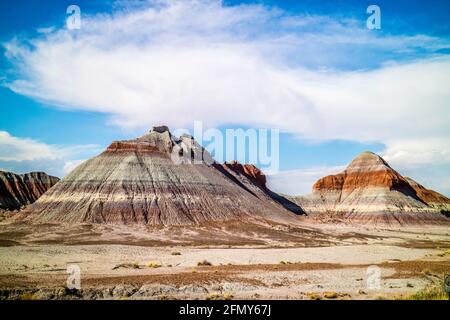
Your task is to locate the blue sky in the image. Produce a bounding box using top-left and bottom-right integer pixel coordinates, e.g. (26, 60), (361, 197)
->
(0, 0), (449, 195)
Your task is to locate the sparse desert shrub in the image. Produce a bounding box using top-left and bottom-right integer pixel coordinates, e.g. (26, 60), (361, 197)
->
(421, 268), (432, 275)
(279, 261), (292, 265)
(436, 250), (450, 257)
(171, 251), (181, 256)
(197, 260), (213, 266)
(223, 293), (234, 300)
(18, 293), (38, 300)
(158, 295), (177, 300)
(324, 292), (338, 299)
(306, 292), (321, 300)
(205, 293), (233, 300)
(147, 261), (162, 268)
(112, 263), (141, 270)
(400, 286), (447, 300)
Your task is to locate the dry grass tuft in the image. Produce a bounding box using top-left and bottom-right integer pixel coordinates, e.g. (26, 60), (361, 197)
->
(197, 260), (213, 266)
(147, 261), (162, 268)
(306, 292), (322, 300)
(398, 286), (448, 300)
(205, 293), (234, 300)
(18, 293), (38, 300)
(324, 291), (338, 299)
(421, 268), (432, 275)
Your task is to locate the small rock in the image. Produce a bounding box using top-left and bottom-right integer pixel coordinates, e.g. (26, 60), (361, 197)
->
(152, 125), (170, 133)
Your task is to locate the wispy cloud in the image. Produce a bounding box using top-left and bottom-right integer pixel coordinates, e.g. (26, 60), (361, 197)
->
(0, 131), (101, 177)
(0, 131), (60, 161)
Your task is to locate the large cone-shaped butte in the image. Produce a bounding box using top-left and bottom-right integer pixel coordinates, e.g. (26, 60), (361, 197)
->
(17, 126), (301, 225)
(291, 152), (449, 224)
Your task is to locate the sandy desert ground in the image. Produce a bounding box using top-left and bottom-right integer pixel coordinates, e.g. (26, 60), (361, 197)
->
(0, 220), (449, 300)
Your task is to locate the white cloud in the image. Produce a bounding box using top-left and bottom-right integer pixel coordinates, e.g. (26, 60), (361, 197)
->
(2, 0), (450, 191)
(63, 159), (87, 174)
(0, 131), (60, 161)
(267, 166), (345, 196)
(0, 131), (100, 177)
(382, 138), (450, 170)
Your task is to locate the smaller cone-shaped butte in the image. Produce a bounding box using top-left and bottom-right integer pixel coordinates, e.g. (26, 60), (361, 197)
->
(292, 151), (449, 225)
(16, 126), (300, 225)
(0, 171), (59, 211)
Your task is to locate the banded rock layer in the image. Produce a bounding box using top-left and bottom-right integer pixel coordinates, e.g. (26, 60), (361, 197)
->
(17, 127), (300, 225)
(218, 161), (305, 215)
(405, 177), (450, 214)
(0, 171), (59, 211)
(291, 152), (449, 225)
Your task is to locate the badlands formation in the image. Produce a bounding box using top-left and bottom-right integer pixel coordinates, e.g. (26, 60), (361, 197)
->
(0, 129), (449, 300)
(0, 171), (59, 214)
(7, 129), (450, 226)
(291, 152), (449, 225)
(16, 126), (300, 225)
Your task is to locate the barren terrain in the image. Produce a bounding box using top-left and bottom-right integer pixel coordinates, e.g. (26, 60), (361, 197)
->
(0, 221), (448, 300)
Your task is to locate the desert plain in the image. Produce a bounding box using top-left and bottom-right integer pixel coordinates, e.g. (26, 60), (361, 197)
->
(0, 220), (448, 300)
